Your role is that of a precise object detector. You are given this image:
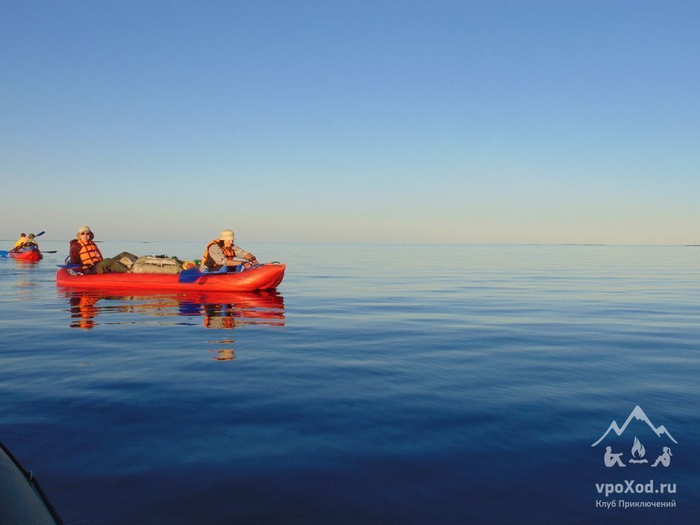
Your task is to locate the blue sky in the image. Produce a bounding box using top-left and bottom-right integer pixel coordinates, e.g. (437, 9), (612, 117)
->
(2, 1), (698, 244)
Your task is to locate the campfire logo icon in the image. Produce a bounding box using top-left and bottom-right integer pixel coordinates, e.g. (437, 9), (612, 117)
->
(592, 406), (677, 468)
(629, 437), (648, 464)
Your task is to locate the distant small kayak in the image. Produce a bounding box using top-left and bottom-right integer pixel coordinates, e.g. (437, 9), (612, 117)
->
(56, 262), (286, 292)
(0, 441), (63, 524)
(8, 246), (43, 262)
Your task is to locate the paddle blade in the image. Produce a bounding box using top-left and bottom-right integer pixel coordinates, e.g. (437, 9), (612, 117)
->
(178, 268), (203, 283)
(35, 231), (46, 237)
(0, 250), (8, 257)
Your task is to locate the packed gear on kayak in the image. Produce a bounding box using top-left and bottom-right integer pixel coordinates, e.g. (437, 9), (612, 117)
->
(131, 255), (184, 274)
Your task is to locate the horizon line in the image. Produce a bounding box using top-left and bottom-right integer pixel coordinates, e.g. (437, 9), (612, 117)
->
(5, 239), (699, 247)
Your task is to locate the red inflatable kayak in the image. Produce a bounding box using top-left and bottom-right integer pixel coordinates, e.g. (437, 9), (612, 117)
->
(8, 246), (43, 262)
(56, 262), (285, 292)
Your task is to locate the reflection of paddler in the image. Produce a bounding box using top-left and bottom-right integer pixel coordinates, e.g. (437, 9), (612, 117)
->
(204, 316), (237, 329)
(202, 303), (244, 329)
(69, 294), (99, 330)
(211, 349), (236, 361)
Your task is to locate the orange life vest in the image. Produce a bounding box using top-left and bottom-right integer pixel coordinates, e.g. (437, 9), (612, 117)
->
(78, 240), (103, 269)
(202, 239), (236, 270)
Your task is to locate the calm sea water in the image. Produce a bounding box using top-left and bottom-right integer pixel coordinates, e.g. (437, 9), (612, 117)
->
(1, 241), (698, 524)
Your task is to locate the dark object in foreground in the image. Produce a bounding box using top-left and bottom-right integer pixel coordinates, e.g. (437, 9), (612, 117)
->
(0, 440), (63, 524)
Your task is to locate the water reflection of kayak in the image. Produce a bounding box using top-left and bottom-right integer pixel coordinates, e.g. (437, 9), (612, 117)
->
(8, 246), (43, 262)
(55, 262), (285, 292)
(0, 441), (63, 524)
(59, 289), (285, 330)
(193, 291), (286, 329)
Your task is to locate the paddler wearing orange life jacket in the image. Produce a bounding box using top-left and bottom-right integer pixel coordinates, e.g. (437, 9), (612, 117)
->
(69, 225), (131, 274)
(201, 229), (258, 272)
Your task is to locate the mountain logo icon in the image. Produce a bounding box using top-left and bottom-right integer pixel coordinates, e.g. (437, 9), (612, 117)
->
(592, 405), (677, 447)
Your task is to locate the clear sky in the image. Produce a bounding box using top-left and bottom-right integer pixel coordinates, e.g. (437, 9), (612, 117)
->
(2, 1), (698, 244)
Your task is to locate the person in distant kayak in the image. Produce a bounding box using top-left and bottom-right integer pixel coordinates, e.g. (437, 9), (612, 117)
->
(69, 226), (132, 274)
(201, 229), (257, 272)
(26, 233), (38, 246)
(12, 233), (28, 251)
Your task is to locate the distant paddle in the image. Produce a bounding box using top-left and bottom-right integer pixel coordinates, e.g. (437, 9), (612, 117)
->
(32, 232), (53, 252)
(1, 250), (55, 255)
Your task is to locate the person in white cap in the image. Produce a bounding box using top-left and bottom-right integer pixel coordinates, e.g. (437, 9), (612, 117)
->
(201, 229), (257, 272)
(68, 226), (132, 274)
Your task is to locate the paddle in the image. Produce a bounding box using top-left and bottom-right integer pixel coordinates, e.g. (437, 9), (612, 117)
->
(178, 264), (251, 283)
(0, 249), (54, 256)
(178, 268), (205, 283)
(30, 232), (52, 253)
(178, 266), (231, 283)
